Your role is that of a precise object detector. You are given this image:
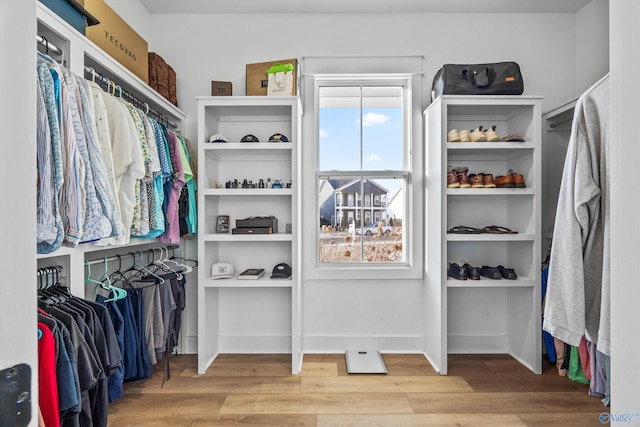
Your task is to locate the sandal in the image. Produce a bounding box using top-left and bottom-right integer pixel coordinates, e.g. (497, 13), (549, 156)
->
(481, 225), (518, 234)
(448, 225), (482, 234)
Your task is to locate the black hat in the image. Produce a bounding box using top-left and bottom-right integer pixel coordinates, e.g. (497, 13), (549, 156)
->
(270, 263), (291, 279)
(241, 134), (260, 143)
(268, 133), (289, 143)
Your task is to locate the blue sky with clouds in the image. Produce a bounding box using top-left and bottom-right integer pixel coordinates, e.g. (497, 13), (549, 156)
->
(319, 107), (403, 172)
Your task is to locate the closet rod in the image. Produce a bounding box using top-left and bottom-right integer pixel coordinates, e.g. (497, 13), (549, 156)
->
(84, 66), (179, 130)
(84, 244), (180, 267)
(37, 34), (63, 56)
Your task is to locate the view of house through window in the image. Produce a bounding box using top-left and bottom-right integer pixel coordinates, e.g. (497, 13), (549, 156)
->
(317, 80), (408, 264)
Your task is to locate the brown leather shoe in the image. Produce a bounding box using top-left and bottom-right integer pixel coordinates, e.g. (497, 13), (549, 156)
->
(494, 174), (514, 188)
(483, 173), (496, 188)
(469, 173), (485, 188)
(447, 167), (460, 188)
(511, 172), (525, 188)
(456, 167), (470, 188)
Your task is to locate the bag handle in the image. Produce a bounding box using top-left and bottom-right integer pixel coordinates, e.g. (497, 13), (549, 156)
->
(460, 67), (494, 88)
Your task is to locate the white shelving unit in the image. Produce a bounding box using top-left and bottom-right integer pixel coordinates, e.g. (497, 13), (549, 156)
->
(196, 96), (302, 374)
(35, 3), (187, 299)
(424, 95), (542, 375)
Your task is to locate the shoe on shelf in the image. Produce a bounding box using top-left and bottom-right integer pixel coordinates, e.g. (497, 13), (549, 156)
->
(494, 174), (514, 188)
(469, 173), (485, 188)
(447, 129), (461, 142)
(470, 126), (487, 142)
(508, 169), (526, 188)
(462, 261), (481, 280)
(458, 129), (471, 142)
(483, 125), (500, 142)
(447, 167), (460, 188)
(497, 265), (518, 280)
(456, 167), (470, 188)
(447, 263), (467, 280)
(483, 173), (496, 188)
(479, 265), (502, 280)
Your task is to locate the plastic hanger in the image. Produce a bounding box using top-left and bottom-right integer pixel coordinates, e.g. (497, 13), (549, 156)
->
(166, 247), (194, 274)
(101, 257), (127, 302)
(132, 251), (165, 285)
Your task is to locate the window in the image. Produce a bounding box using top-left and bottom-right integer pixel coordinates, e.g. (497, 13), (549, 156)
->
(316, 76), (411, 265)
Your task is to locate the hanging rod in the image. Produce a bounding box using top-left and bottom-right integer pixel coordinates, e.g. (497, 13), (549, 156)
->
(84, 244), (180, 267)
(37, 35), (63, 56)
(84, 66), (179, 130)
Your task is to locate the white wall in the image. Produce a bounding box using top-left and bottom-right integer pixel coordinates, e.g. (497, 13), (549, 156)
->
(148, 10), (608, 353)
(576, 0), (609, 95)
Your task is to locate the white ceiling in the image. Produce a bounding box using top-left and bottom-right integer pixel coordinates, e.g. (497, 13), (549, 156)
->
(139, 0), (593, 14)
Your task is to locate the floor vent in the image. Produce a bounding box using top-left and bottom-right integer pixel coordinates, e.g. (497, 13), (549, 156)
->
(345, 350), (387, 374)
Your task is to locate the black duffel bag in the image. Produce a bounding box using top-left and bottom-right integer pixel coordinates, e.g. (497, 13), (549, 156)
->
(431, 62), (524, 100)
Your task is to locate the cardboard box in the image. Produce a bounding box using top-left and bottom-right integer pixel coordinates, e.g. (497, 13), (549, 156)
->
(39, 0), (99, 35)
(211, 81), (233, 96)
(84, 0), (149, 83)
(246, 59), (299, 96)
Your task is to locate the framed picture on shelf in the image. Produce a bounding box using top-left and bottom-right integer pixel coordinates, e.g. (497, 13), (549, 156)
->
(216, 215), (230, 233)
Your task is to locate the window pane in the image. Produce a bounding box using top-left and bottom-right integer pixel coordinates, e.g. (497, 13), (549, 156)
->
(362, 86), (403, 171)
(318, 176), (405, 264)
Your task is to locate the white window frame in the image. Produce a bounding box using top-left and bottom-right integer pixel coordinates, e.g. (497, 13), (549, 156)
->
(302, 73), (424, 280)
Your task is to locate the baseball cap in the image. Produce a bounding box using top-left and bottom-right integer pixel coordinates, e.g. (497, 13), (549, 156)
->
(500, 134), (525, 142)
(268, 133), (289, 143)
(241, 134), (260, 143)
(211, 262), (234, 279)
(270, 263), (292, 279)
(208, 134), (228, 143)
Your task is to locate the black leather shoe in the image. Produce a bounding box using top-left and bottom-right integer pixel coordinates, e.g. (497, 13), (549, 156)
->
(447, 263), (467, 280)
(462, 262), (481, 280)
(497, 265), (517, 279)
(479, 265), (502, 280)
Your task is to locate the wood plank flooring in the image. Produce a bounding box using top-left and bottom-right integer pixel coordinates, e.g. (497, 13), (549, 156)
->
(107, 353), (608, 426)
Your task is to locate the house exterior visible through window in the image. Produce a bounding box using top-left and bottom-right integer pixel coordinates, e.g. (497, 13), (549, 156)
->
(316, 76), (410, 265)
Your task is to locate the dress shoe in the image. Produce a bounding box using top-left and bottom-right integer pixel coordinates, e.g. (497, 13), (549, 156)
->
(470, 126), (487, 142)
(447, 167), (460, 188)
(494, 174), (514, 188)
(483, 173), (496, 188)
(456, 167), (470, 188)
(497, 265), (517, 280)
(469, 173), (485, 188)
(447, 263), (467, 280)
(462, 262), (481, 280)
(479, 265), (502, 280)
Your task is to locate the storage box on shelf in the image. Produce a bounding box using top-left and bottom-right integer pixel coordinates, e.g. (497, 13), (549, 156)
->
(424, 95), (542, 375)
(197, 96), (302, 374)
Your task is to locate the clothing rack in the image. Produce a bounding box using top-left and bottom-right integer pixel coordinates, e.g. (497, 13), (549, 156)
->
(84, 244), (181, 267)
(37, 266), (64, 291)
(84, 66), (179, 129)
(36, 34), (63, 56)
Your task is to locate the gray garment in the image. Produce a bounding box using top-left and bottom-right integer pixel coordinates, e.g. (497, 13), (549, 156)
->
(141, 285), (163, 365)
(543, 74), (610, 356)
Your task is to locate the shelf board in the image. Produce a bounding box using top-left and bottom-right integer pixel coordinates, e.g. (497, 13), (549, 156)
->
(446, 277), (535, 288)
(446, 233), (535, 242)
(446, 142), (535, 156)
(447, 188), (535, 196)
(202, 233), (293, 242)
(203, 142), (293, 151)
(202, 277), (292, 288)
(202, 188), (293, 196)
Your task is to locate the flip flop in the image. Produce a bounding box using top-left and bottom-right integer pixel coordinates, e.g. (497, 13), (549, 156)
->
(481, 225), (518, 234)
(448, 225), (482, 234)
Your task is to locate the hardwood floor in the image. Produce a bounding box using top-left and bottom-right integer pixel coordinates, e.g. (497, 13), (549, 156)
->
(107, 353), (608, 426)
